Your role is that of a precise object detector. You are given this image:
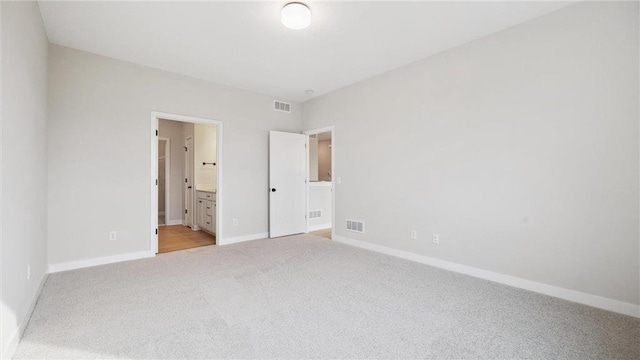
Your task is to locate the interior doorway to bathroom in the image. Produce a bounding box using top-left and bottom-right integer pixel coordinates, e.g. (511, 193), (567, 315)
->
(151, 112), (222, 254)
(304, 126), (335, 240)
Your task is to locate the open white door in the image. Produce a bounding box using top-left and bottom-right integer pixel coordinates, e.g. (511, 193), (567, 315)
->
(269, 131), (307, 238)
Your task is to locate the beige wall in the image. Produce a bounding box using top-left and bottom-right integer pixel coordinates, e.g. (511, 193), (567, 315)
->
(318, 140), (332, 181)
(47, 45), (302, 266)
(309, 137), (318, 181)
(1, 1), (49, 356)
(194, 123), (217, 189)
(303, 1), (640, 305)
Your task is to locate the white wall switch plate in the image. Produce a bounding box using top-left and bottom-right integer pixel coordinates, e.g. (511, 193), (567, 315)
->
(109, 231), (117, 241)
(410, 230), (417, 240)
(432, 233), (440, 244)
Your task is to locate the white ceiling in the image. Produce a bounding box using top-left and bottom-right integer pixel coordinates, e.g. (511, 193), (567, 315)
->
(38, 1), (573, 102)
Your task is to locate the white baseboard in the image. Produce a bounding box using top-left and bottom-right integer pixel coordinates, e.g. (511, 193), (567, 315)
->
(48, 250), (155, 274)
(218, 232), (269, 246)
(3, 272), (48, 360)
(308, 223), (331, 232)
(333, 235), (640, 318)
(166, 219), (183, 226)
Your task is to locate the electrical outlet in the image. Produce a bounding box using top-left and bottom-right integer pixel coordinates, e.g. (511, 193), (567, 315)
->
(432, 233), (440, 245)
(410, 230), (417, 240)
(27, 264), (31, 280)
(233, 218), (239, 226)
(109, 231), (117, 241)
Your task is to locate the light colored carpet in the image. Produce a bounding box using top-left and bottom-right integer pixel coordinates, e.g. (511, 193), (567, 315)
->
(14, 234), (640, 359)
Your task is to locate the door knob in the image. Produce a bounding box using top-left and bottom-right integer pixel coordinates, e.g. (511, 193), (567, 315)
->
(271, 188), (276, 192)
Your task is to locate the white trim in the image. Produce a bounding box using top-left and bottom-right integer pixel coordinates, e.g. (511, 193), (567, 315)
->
(48, 251), (155, 274)
(218, 232), (268, 246)
(303, 126), (335, 241)
(150, 115), (158, 253)
(333, 235), (640, 318)
(2, 273), (48, 360)
(184, 136), (193, 228)
(165, 219), (184, 226)
(309, 181), (332, 187)
(151, 111), (224, 254)
(308, 223), (332, 232)
(304, 125), (335, 136)
(157, 137), (170, 226)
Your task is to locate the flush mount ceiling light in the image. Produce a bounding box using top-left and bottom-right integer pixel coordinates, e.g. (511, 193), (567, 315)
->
(305, 89), (315, 95)
(281, 2), (311, 30)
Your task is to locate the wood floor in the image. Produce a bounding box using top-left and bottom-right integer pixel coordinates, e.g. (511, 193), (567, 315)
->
(158, 225), (215, 253)
(310, 228), (331, 239)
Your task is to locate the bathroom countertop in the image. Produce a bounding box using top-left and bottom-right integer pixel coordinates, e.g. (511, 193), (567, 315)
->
(196, 188), (216, 193)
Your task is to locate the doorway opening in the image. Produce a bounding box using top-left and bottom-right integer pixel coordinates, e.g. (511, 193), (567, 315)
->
(151, 112), (223, 254)
(304, 126), (335, 240)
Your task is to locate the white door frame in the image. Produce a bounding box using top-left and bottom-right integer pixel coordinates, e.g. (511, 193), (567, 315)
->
(184, 136), (195, 229)
(158, 137), (170, 226)
(303, 126), (335, 240)
(150, 111), (223, 254)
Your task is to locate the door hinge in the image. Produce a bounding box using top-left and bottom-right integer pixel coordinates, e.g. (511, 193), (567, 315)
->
(155, 179), (158, 185)
(184, 146), (187, 151)
(185, 178), (188, 183)
(185, 209), (188, 214)
(155, 130), (158, 136)
(155, 228), (158, 235)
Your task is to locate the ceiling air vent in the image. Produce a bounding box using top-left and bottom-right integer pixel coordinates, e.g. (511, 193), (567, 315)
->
(346, 219), (365, 233)
(274, 100), (291, 113)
